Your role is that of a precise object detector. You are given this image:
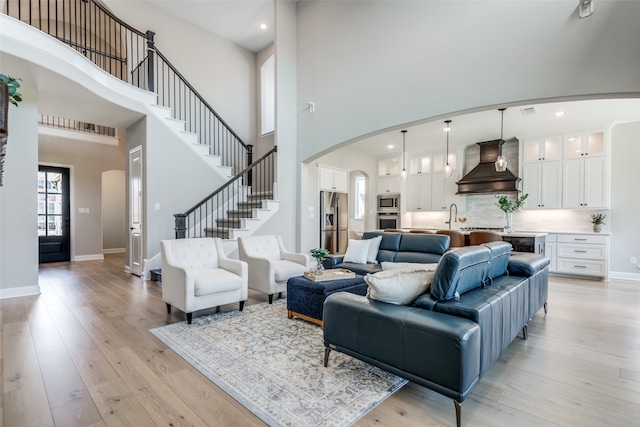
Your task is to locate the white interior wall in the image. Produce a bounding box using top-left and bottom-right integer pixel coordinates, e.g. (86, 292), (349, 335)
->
(102, 169), (126, 252)
(103, 0), (257, 145)
(0, 87), (39, 298)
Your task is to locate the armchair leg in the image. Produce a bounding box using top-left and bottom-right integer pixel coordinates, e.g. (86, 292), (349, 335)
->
(544, 302), (548, 314)
(323, 347), (331, 367)
(278, 291), (282, 300)
(186, 313), (193, 324)
(454, 400), (462, 427)
(268, 294), (274, 304)
(239, 301), (245, 311)
(165, 303), (171, 315)
(522, 325), (528, 340)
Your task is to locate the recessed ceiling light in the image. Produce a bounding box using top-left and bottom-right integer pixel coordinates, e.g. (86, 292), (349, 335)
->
(554, 111), (565, 117)
(387, 144), (394, 149)
(260, 23), (268, 30)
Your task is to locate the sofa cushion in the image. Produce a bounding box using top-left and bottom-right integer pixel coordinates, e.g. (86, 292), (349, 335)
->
(381, 262), (439, 270)
(398, 233), (450, 255)
(365, 265), (437, 305)
(273, 259), (308, 282)
(343, 239), (370, 264)
(430, 246), (491, 302)
(194, 268), (242, 296)
(365, 235), (383, 263)
(508, 252), (551, 277)
(482, 241), (512, 283)
(334, 262), (382, 275)
(363, 231), (402, 252)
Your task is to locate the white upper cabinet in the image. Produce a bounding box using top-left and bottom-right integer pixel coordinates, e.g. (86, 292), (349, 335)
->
(562, 156), (607, 209)
(378, 157), (402, 176)
(523, 162), (562, 209)
(378, 176), (401, 194)
(563, 131), (606, 159)
(408, 154), (431, 175)
(523, 136), (562, 162)
(407, 174), (431, 211)
(319, 166), (348, 192)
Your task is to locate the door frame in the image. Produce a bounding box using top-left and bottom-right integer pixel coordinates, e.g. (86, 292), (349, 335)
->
(38, 164), (73, 263)
(128, 146), (143, 276)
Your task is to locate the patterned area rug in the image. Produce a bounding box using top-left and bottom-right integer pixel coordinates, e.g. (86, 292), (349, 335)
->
(150, 299), (407, 426)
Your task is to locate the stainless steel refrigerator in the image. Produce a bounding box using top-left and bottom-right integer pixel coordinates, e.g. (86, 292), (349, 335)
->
(320, 191), (348, 254)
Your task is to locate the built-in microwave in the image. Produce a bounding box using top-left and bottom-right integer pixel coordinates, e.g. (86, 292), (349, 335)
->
(377, 193), (400, 211)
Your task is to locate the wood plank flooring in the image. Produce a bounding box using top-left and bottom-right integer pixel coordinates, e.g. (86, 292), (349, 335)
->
(2, 254), (639, 426)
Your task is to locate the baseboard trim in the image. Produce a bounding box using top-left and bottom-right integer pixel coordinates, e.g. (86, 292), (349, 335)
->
(609, 271), (640, 282)
(103, 248), (125, 254)
(0, 285), (41, 300)
(73, 254), (105, 261)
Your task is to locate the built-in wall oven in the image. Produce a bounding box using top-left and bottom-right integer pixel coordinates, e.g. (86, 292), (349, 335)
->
(377, 212), (400, 230)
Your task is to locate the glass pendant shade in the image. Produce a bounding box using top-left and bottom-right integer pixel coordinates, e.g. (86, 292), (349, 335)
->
(495, 108), (508, 172)
(444, 119), (452, 177)
(401, 130), (407, 181)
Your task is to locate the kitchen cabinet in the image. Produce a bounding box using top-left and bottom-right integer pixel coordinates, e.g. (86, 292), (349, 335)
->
(544, 234), (557, 272)
(431, 152), (457, 173)
(407, 174), (431, 211)
(408, 153), (431, 175)
(563, 131), (605, 159)
(431, 172), (460, 211)
(523, 136), (562, 162)
(319, 166), (348, 192)
(523, 162), (562, 209)
(562, 156), (607, 208)
(378, 176), (401, 194)
(555, 233), (609, 279)
(378, 157), (401, 177)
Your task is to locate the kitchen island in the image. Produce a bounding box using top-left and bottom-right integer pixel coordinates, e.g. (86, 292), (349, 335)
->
(399, 229), (548, 254)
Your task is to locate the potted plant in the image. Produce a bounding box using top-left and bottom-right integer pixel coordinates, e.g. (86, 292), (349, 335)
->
(0, 74), (22, 107)
(309, 248), (330, 275)
(495, 193), (529, 233)
(590, 213), (606, 233)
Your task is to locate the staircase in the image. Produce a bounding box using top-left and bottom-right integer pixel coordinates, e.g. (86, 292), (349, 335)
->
(2, 2), (278, 244)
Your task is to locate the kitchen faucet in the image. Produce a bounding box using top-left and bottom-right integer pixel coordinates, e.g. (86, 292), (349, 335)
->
(445, 203), (458, 230)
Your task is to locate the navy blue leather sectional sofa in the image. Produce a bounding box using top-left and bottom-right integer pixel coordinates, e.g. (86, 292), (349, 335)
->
(322, 241), (549, 427)
(323, 231), (451, 275)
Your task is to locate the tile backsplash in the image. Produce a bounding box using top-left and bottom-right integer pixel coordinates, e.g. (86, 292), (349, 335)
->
(409, 194), (609, 233)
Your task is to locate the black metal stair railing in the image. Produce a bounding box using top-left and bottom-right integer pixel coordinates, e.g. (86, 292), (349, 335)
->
(175, 147), (277, 240)
(3, 0), (252, 174)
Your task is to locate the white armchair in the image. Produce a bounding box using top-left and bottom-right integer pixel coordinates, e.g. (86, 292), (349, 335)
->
(161, 237), (248, 324)
(238, 235), (310, 303)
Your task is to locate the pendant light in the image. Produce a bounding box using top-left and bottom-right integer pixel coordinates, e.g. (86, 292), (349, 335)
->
(444, 120), (452, 177)
(495, 108), (508, 172)
(401, 130), (407, 181)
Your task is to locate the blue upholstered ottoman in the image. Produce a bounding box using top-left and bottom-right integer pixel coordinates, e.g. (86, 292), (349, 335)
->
(286, 275), (368, 326)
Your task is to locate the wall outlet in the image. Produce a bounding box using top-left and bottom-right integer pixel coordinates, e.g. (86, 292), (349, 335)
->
(631, 256), (637, 264)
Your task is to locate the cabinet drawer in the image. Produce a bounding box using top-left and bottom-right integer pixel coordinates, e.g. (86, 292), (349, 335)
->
(556, 259), (606, 276)
(557, 234), (608, 244)
(557, 244), (606, 260)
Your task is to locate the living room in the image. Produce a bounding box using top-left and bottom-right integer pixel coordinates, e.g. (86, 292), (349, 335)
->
(1, 1), (639, 426)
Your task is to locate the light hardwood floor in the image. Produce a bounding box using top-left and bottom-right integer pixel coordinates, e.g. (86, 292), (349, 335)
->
(2, 254), (640, 426)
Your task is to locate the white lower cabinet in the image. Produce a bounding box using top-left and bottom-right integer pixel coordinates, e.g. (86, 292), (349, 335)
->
(555, 234), (609, 279)
(544, 234), (557, 273)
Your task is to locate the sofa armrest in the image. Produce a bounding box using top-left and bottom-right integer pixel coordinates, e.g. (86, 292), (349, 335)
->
(508, 252), (550, 277)
(322, 254), (344, 269)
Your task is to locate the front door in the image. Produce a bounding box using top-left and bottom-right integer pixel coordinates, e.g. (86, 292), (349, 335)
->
(38, 165), (71, 263)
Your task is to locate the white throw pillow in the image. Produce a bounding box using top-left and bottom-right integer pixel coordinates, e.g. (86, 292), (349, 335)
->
(343, 239), (371, 264)
(381, 262), (439, 271)
(366, 236), (383, 263)
(365, 265), (436, 305)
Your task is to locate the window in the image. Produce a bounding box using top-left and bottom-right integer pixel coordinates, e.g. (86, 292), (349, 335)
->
(354, 175), (366, 220)
(261, 54), (275, 135)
